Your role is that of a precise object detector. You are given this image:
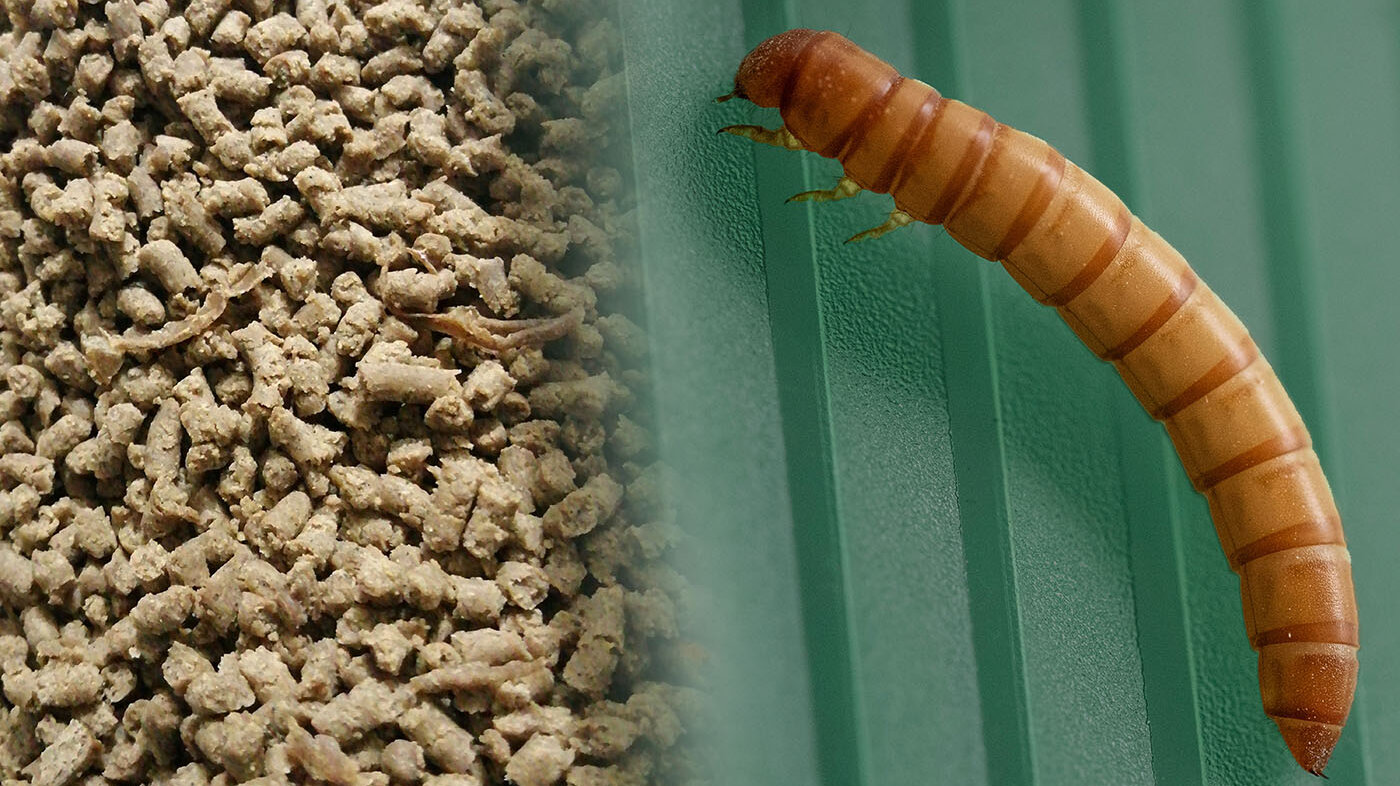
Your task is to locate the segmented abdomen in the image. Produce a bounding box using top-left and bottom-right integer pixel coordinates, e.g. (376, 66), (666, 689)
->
(777, 30), (1358, 773)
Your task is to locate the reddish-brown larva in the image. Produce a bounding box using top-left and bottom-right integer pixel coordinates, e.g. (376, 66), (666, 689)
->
(721, 29), (1358, 776)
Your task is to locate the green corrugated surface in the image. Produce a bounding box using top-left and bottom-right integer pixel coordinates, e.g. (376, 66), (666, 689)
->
(618, 0), (1400, 784)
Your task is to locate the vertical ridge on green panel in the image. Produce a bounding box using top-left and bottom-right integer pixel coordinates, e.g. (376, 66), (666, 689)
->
(737, 2), (866, 784)
(786, 6), (988, 784)
(1077, 0), (1207, 782)
(1119, 2), (1276, 782)
(960, 0), (1155, 780)
(614, 1), (823, 784)
(753, 153), (865, 786)
(1235, 1), (1365, 781)
(1235, 0), (1328, 444)
(1276, 2), (1400, 782)
(1262, 2), (1400, 783)
(910, 2), (1035, 783)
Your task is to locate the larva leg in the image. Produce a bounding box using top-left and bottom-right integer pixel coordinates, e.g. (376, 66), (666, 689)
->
(787, 176), (864, 204)
(717, 124), (806, 150)
(846, 209), (915, 244)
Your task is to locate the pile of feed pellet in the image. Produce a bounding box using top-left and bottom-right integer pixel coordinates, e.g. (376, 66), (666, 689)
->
(0, 1), (695, 784)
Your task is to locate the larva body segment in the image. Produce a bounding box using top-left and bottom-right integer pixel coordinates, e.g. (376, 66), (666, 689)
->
(728, 29), (1358, 776)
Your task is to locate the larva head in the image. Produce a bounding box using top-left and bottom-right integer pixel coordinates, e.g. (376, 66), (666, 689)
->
(731, 29), (825, 108)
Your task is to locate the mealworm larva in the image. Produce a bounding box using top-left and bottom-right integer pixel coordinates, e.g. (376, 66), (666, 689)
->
(722, 29), (1357, 776)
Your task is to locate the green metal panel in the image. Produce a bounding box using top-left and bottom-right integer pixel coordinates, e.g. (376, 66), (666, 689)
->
(618, 0), (1400, 784)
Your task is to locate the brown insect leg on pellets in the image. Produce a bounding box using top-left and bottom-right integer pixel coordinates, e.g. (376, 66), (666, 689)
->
(724, 28), (1357, 777)
(399, 306), (585, 353)
(105, 266), (270, 354)
(395, 247), (584, 352)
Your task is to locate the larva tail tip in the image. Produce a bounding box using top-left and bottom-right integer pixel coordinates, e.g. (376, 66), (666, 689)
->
(715, 89), (740, 103)
(1274, 718), (1341, 778)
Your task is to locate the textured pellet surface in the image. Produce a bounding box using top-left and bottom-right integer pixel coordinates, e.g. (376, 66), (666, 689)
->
(0, 2), (694, 784)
